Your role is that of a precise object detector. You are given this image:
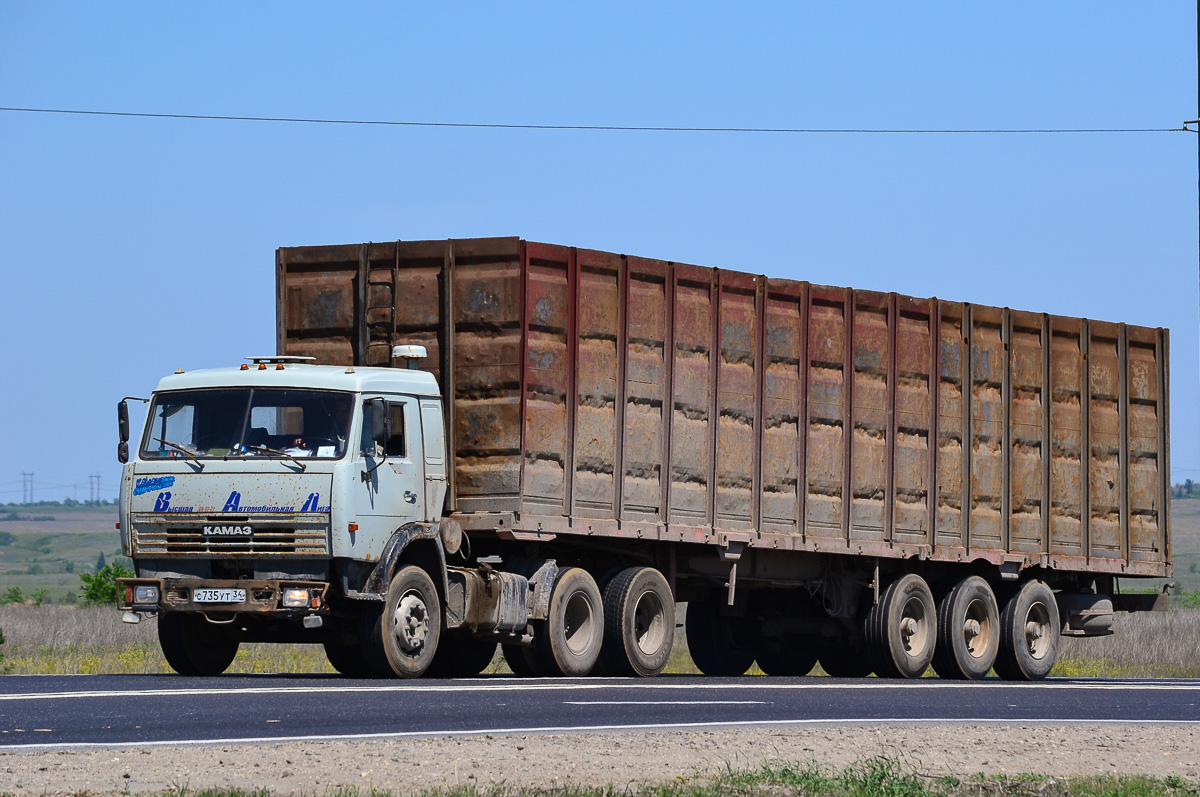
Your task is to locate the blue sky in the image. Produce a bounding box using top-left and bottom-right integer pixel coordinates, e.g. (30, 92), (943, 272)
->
(0, 3), (1196, 502)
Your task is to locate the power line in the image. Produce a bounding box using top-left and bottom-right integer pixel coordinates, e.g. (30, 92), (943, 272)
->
(0, 106), (1193, 135)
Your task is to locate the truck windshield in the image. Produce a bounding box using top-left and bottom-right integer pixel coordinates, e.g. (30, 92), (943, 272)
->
(140, 388), (354, 460)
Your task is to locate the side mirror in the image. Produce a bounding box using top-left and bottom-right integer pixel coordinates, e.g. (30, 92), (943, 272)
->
(118, 400), (130, 443)
(368, 398), (390, 447)
(361, 398), (391, 483)
(117, 441), (129, 464)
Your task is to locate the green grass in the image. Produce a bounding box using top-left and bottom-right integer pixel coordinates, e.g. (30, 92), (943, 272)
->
(0, 504), (121, 605)
(17, 760), (1197, 797)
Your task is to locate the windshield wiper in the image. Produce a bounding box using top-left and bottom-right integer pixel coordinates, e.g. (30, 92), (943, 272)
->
(152, 437), (205, 470)
(249, 444), (308, 472)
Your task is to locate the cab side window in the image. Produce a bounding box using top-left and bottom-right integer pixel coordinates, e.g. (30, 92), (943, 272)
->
(386, 403), (406, 458)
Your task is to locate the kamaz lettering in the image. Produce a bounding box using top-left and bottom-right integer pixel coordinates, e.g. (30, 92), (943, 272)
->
(203, 525), (252, 537)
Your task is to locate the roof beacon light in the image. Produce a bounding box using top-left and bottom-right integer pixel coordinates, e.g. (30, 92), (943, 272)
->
(392, 345), (428, 370)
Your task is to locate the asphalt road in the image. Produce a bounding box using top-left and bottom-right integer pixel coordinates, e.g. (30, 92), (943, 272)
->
(2, 675), (1199, 749)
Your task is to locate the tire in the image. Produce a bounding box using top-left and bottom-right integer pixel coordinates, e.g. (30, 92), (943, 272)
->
(684, 591), (755, 676)
(425, 634), (498, 678)
(362, 565), (441, 678)
(816, 638), (873, 678)
(323, 640), (378, 677)
(864, 574), (937, 679)
(532, 567), (604, 677)
(994, 579), (1060, 681)
(501, 644), (542, 677)
(931, 576), (1000, 680)
(600, 567), (676, 677)
(158, 613), (239, 676)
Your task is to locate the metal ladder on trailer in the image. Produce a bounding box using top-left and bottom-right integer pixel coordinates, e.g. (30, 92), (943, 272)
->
(358, 241), (400, 366)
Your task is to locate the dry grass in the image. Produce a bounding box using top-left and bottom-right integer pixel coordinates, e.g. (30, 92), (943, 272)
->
(2, 603), (1197, 677)
(0, 604), (334, 675)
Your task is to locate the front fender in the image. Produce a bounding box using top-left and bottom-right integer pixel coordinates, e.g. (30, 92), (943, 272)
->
(360, 521), (449, 603)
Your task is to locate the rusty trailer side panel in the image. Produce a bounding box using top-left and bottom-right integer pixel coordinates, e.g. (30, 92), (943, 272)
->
(277, 238), (1171, 579)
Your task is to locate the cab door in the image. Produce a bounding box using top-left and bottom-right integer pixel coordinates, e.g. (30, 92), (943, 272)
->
(354, 396), (425, 555)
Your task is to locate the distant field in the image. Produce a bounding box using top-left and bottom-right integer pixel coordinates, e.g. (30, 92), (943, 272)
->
(0, 504), (121, 604)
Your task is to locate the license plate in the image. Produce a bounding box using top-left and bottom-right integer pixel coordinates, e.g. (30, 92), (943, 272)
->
(193, 588), (246, 604)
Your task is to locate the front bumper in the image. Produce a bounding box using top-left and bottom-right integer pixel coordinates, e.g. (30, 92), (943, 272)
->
(116, 577), (330, 614)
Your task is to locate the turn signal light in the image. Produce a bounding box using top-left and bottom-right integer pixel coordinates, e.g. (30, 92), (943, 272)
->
(348, 523), (359, 532)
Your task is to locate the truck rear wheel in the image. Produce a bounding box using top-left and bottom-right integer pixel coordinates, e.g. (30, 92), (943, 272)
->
(931, 576), (999, 680)
(864, 574), (937, 679)
(532, 567), (604, 677)
(600, 567), (675, 677)
(158, 613), (239, 676)
(362, 565), (442, 678)
(425, 634), (498, 678)
(994, 579), (1060, 681)
(684, 591), (754, 676)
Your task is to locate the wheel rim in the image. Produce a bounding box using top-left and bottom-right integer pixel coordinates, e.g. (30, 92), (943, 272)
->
(563, 591), (596, 655)
(963, 597), (993, 659)
(393, 591), (430, 653)
(632, 589), (666, 655)
(900, 595), (930, 657)
(1024, 600), (1052, 661)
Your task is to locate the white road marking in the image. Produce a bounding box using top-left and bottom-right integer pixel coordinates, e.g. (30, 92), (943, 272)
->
(4, 717), (1200, 751)
(1, 678), (1198, 703)
(564, 700), (768, 705)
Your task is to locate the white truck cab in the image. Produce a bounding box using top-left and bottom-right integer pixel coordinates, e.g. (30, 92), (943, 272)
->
(115, 351), (497, 677)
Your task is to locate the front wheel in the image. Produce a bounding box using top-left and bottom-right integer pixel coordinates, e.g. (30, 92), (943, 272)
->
(362, 565), (442, 678)
(158, 613), (239, 676)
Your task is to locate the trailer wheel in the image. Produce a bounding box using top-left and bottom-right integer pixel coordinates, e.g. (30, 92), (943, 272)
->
(816, 638), (873, 678)
(599, 567), (675, 677)
(864, 574), (937, 679)
(931, 576), (999, 680)
(684, 592), (755, 676)
(425, 634), (498, 678)
(362, 565), (441, 678)
(994, 579), (1060, 681)
(532, 567), (604, 677)
(501, 644), (542, 677)
(158, 613), (239, 676)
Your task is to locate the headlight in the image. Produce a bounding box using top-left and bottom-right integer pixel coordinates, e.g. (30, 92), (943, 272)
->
(133, 585), (160, 604)
(282, 588), (310, 608)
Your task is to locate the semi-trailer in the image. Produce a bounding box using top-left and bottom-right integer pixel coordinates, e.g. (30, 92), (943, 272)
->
(117, 236), (1171, 680)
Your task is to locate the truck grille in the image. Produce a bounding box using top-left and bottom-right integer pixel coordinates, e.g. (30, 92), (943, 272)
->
(131, 515), (329, 556)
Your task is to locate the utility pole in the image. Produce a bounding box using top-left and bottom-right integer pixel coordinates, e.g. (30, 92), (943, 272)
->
(21, 472), (33, 504)
(89, 473), (101, 503)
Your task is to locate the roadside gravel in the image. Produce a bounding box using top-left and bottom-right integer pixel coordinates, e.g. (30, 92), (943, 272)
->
(2, 724), (1198, 795)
